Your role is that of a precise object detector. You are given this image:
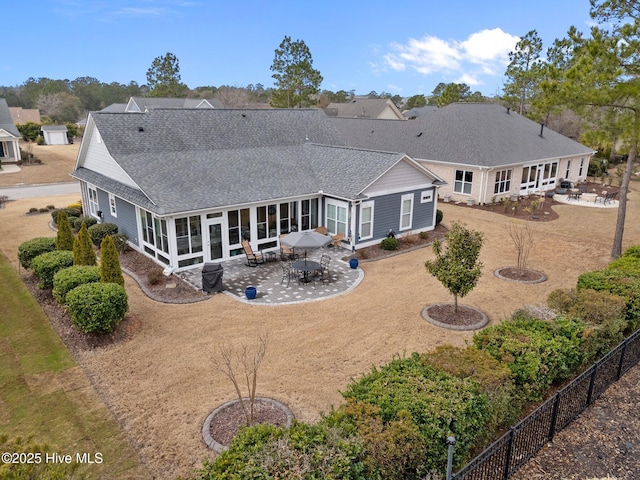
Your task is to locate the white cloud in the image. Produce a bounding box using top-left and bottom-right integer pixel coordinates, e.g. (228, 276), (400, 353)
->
(382, 28), (520, 90)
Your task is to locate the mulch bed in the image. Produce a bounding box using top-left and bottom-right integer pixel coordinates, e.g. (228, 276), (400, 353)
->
(422, 303), (488, 330)
(208, 399), (290, 448)
(496, 267), (547, 284)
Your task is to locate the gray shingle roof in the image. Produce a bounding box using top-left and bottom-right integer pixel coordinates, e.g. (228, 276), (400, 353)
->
(0, 99), (21, 137)
(80, 109), (420, 215)
(41, 125), (68, 132)
(331, 102), (594, 166)
(128, 97), (224, 111)
(325, 98), (403, 119)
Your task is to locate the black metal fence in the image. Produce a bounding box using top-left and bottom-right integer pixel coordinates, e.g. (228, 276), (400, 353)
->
(453, 328), (640, 480)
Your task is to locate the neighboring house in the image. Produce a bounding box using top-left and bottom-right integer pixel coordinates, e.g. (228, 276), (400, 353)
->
(71, 109), (443, 271)
(124, 96), (224, 112)
(403, 105), (437, 119)
(331, 103), (595, 205)
(325, 98), (404, 120)
(8, 107), (41, 125)
(0, 99), (22, 164)
(41, 125), (69, 145)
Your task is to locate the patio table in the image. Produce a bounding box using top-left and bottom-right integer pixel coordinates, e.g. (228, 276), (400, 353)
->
(292, 260), (321, 283)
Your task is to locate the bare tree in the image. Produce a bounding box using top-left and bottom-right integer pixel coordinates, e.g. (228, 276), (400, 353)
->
(508, 222), (535, 276)
(214, 332), (268, 426)
(214, 86), (251, 108)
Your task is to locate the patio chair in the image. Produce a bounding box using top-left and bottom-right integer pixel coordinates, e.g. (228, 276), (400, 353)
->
(315, 226), (327, 235)
(314, 254), (332, 285)
(597, 191), (618, 205)
(242, 240), (264, 267)
(331, 233), (344, 247)
(279, 234), (299, 260)
(280, 261), (298, 286)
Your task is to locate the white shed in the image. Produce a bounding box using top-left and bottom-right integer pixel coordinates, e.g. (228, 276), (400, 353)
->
(41, 125), (69, 145)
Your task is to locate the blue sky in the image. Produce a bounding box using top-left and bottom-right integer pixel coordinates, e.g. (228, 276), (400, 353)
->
(2, 0), (595, 97)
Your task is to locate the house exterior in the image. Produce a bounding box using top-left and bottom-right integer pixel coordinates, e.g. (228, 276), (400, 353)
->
(332, 103), (596, 205)
(0, 99), (22, 164)
(124, 97), (224, 112)
(325, 98), (404, 120)
(41, 125), (69, 145)
(8, 107), (41, 125)
(71, 109), (443, 271)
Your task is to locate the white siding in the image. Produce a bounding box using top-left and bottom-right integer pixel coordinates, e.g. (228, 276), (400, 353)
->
(81, 127), (139, 188)
(363, 159), (432, 196)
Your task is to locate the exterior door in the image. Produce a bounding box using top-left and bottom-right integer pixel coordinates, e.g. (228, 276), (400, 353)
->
(206, 220), (224, 261)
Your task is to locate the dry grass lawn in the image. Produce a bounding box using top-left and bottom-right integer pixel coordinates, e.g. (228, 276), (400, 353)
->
(0, 141), (79, 186)
(1, 159), (639, 478)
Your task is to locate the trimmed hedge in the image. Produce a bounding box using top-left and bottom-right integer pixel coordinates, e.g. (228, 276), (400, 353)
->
(51, 207), (82, 224)
(198, 422), (370, 480)
(31, 250), (74, 289)
(340, 353), (490, 473)
(72, 216), (98, 230)
(473, 311), (584, 402)
(88, 222), (118, 246)
(380, 237), (399, 251)
(66, 282), (128, 333)
(436, 209), (443, 226)
(18, 237), (56, 269)
(52, 265), (101, 305)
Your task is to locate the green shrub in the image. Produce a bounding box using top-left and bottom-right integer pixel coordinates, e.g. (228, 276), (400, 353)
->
(606, 255), (640, 275)
(436, 209), (443, 226)
(66, 283), (128, 334)
(419, 231), (429, 240)
(52, 265), (101, 304)
(51, 207), (82, 225)
(380, 237), (399, 251)
(111, 233), (130, 254)
(31, 250), (74, 289)
(577, 269), (640, 332)
(473, 312), (585, 402)
(100, 235), (124, 286)
(55, 210), (75, 251)
(196, 421), (371, 480)
(73, 223), (96, 266)
(0, 435), (78, 479)
(422, 345), (520, 436)
(35, 135), (44, 145)
(340, 353), (489, 473)
(18, 237), (56, 269)
(622, 244), (640, 259)
(88, 222), (118, 246)
(72, 216), (97, 230)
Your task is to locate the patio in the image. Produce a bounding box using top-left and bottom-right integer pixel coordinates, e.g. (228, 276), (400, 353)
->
(178, 247), (363, 305)
(553, 192), (619, 208)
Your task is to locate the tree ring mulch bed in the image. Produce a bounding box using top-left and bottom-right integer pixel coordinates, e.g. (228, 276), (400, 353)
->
(422, 303), (488, 331)
(495, 267), (547, 284)
(202, 397), (295, 453)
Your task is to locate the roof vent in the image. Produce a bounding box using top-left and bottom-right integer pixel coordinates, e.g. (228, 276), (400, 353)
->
(137, 126), (144, 132)
(539, 123), (544, 138)
(506, 107), (510, 114)
(417, 132), (423, 137)
(241, 113), (246, 118)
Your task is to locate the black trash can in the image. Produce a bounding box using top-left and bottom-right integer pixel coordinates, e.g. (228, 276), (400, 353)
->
(202, 263), (223, 293)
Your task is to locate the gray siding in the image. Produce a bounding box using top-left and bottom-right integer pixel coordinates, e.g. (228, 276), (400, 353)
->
(96, 189), (140, 247)
(357, 187), (435, 245)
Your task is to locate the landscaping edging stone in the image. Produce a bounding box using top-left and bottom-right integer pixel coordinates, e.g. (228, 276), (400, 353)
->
(202, 397), (295, 453)
(494, 267), (547, 284)
(422, 303), (489, 331)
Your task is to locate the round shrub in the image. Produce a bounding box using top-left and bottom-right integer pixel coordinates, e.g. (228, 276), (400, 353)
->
(31, 250), (74, 289)
(66, 282), (128, 334)
(18, 237), (56, 269)
(51, 207), (82, 225)
(52, 265), (101, 305)
(111, 233), (130, 254)
(436, 209), (443, 226)
(72, 216), (97, 230)
(380, 237), (399, 251)
(88, 222), (118, 246)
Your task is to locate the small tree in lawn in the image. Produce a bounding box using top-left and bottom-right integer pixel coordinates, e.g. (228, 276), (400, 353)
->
(425, 222), (484, 313)
(100, 235), (124, 286)
(73, 222), (96, 266)
(214, 332), (269, 426)
(56, 210), (74, 251)
(508, 222), (535, 276)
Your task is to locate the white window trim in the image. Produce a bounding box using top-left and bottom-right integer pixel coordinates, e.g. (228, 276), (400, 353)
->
(325, 199), (348, 236)
(399, 193), (414, 231)
(87, 184), (99, 218)
(108, 193), (117, 218)
(454, 169), (473, 195)
(359, 201), (374, 240)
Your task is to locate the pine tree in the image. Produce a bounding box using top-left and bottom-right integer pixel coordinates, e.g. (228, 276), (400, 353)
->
(100, 235), (124, 286)
(56, 210), (75, 251)
(73, 222), (97, 266)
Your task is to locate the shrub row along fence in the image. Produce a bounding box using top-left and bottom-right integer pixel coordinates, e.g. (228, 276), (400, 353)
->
(453, 327), (640, 480)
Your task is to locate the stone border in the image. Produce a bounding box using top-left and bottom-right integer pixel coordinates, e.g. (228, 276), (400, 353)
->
(202, 397), (295, 453)
(494, 267), (547, 284)
(421, 303), (489, 331)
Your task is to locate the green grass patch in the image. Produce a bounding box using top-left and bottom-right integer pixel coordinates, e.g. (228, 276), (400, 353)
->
(0, 251), (150, 479)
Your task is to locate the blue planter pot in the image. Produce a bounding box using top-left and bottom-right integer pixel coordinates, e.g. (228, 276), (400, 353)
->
(245, 286), (257, 300)
(349, 258), (359, 269)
